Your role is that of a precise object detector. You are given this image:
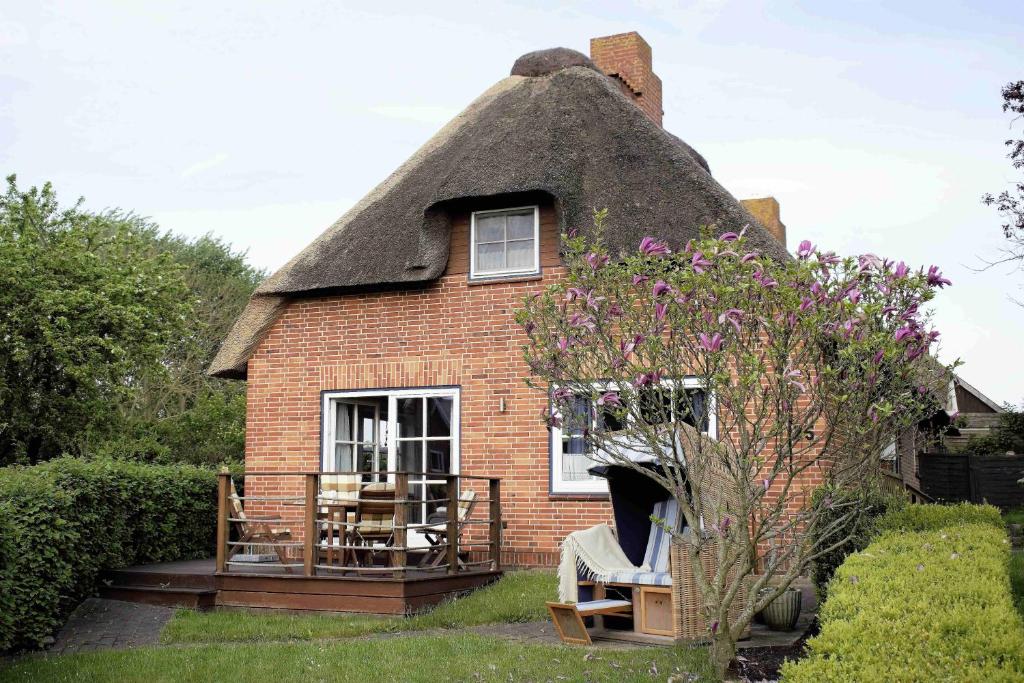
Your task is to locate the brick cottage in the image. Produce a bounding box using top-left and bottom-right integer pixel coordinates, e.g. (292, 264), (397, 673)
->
(211, 32), (793, 568)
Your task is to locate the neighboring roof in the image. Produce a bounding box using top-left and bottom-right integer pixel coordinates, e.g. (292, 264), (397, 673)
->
(210, 47), (789, 379)
(953, 374), (1004, 413)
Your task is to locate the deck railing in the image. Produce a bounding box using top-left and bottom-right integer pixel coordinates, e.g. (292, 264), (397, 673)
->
(215, 470), (501, 578)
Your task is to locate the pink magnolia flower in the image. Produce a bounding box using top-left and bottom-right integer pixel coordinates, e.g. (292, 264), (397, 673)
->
(585, 252), (609, 270)
(557, 337), (571, 352)
(847, 288), (861, 305)
(607, 303), (623, 317)
(632, 273), (650, 286)
(796, 240), (815, 259)
(523, 321), (536, 335)
(638, 236), (671, 256)
(585, 291), (606, 311)
(699, 332), (724, 352)
(652, 280), (672, 297)
(872, 349), (885, 364)
(718, 231), (739, 242)
(754, 271), (779, 288)
(597, 391), (622, 407)
(654, 302), (668, 321)
(784, 367), (806, 393)
(634, 370), (662, 387)
(568, 311), (596, 332)
(799, 297), (814, 312)
(893, 261), (909, 279)
(858, 253), (882, 272)
(551, 386), (574, 402)
(741, 251), (759, 263)
(818, 251), (841, 267)
(691, 251), (712, 274)
(620, 334), (645, 358)
(894, 326), (915, 343)
(565, 287), (589, 302)
(926, 265), (952, 288)
(718, 308), (744, 334)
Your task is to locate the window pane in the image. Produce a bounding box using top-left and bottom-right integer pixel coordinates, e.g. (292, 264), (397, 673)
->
(397, 440), (422, 473)
(563, 451), (599, 481)
(475, 242), (504, 272)
(406, 483), (424, 524)
(357, 444), (376, 475)
(639, 388), (672, 426)
(335, 402), (353, 441)
(678, 388), (709, 432)
(507, 212), (534, 240)
(427, 397), (453, 437)
(426, 441), (451, 474)
(506, 239), (535, 270)
(425, 483), (447, 523)
(333, 443), (353, 471)
(476, 215), (505, 242)
(397, 397), (423, 439)
(357, 404), (376, 443)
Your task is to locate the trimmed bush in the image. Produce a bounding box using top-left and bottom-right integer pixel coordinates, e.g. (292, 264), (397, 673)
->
(0, 457), (218, 651)
(877, 501), (1004, 533)
(783, 518), (1024, 681)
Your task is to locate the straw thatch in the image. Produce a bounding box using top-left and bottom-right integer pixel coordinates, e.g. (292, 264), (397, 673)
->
(210, 48), (788, 378)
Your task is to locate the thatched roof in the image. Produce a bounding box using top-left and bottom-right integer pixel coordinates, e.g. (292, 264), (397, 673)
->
(210, 48), (789, 379)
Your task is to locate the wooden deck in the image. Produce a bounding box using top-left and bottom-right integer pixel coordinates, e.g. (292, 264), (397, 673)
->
(101, 558), (502, 614)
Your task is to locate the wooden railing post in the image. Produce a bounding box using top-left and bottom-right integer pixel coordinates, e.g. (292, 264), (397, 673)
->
(447, 475), (459, 575)
(216, 470), (230, 574)
(489, 478), (501, 572)
(394, 472), (408, 578)
(304, 473), (317, 577)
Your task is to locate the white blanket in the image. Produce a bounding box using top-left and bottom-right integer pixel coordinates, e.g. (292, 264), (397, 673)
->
(557, 524), (646, 603)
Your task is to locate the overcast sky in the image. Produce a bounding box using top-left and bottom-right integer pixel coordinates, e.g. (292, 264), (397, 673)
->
(2, 1), (1022, 405)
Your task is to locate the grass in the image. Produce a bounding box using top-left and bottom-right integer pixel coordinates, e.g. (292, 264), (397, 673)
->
(1004, 507), (1024, 526)
(0, 634), (714, 682)
(162, 570), (557, 644)
(1011, 551), (1024, 619)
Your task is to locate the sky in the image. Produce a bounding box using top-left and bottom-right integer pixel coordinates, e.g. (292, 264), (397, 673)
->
(1, 1), (1022, 405)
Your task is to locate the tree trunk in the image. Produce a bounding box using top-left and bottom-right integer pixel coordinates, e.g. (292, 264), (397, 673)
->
(709, 631), (738, 681)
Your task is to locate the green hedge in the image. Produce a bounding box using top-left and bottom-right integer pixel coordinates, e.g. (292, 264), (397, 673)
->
(0, 457), (218, 651)
(877, 501), (1004, 533)
(783, 511), (1024, 681)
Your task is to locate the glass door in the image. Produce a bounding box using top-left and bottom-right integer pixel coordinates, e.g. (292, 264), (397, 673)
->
(328, 399), (387, 482)
(392, 395), (455, 525)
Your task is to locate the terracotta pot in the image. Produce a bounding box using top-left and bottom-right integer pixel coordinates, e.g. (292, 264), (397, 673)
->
(759, 588), (802, 631)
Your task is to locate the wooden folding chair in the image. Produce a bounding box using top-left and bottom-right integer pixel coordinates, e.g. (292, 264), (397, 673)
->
(420, 489), (476, 568)
(352, 482), (396, 568)
(319, 474), (360, 568)
(227, 480), (294, 573)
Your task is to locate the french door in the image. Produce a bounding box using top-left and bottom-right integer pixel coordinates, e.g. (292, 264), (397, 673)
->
(323, 387), (460, 525)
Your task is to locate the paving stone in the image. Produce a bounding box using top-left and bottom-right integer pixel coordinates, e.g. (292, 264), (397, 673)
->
(42, 598), (175, 656)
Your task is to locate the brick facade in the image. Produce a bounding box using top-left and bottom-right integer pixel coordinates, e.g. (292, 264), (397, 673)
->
(245, 199), (609, 567)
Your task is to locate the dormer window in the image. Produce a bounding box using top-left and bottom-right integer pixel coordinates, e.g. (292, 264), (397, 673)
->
(470, 206), (540, 280)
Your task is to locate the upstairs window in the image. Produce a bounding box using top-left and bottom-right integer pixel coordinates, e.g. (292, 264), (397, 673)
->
(470, 206), (540, 280)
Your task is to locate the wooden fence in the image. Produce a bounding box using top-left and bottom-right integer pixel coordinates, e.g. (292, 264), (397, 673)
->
(918, 453), (1024, 509)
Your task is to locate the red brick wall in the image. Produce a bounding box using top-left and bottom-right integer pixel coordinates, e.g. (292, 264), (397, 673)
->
(590, 32), (663, 127)
(244, 198), (827, 567)
(245, 201), (609, 567)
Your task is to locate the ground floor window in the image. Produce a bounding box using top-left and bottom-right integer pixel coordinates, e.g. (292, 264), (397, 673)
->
(550, 379), (715, 495)
(322, 387), (459, 524)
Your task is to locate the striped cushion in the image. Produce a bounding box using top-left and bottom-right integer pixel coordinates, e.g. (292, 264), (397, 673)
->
(604, 571), (672, 586)
(642, 497), (679, 573)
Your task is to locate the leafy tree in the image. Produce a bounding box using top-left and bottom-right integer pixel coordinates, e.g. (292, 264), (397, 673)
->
(982, 80), (1024, 285)
(0, 176), (191, 464)
(516, 214), (951, 679)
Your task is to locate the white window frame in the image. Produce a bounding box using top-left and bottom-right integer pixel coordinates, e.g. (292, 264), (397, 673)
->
(469, 205), (541, 280)
(322, 387), (461, 524)
(550, 378), (716, 495)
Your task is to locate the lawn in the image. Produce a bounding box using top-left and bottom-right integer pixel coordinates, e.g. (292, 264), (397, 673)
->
(1010, 551), (1024, 619)
(1004, 507), (1024, 526)
(0, 633), (714, 683)
(163, 570), (557, 644)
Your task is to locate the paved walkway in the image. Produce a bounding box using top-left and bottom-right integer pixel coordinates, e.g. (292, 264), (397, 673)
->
(43, 598), (175, 656)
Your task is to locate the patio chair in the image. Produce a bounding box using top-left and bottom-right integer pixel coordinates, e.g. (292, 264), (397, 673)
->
(318, 474), (360, 568)
(227, 479), (294, 573)
(351, 482), (397, 568)
(419, 489), (477, 568)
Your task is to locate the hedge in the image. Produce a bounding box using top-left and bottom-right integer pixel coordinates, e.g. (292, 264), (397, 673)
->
(783, 508), (1024, 681)
(0, 457), (219, 651)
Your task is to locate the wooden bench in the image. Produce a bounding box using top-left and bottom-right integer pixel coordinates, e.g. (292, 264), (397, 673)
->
(546, 599), (633, 645)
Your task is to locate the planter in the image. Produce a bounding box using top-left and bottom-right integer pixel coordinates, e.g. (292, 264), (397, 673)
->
(758, 588), (802, 631)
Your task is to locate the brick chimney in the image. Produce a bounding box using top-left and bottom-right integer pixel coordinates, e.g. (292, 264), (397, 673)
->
(740, 197), (787, 248)
(590, 32), (663, 127)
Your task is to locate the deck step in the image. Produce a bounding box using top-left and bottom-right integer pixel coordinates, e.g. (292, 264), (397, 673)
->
(99, 584), (217, 610)
(102, 568), (216, 590)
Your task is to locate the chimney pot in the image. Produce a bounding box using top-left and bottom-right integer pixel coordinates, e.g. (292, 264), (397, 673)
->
(740, 197), (787, 248)
(590, 31), (663, 127)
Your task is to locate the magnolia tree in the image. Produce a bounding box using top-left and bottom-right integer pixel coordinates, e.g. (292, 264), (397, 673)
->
(516, 212), (952, 678)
